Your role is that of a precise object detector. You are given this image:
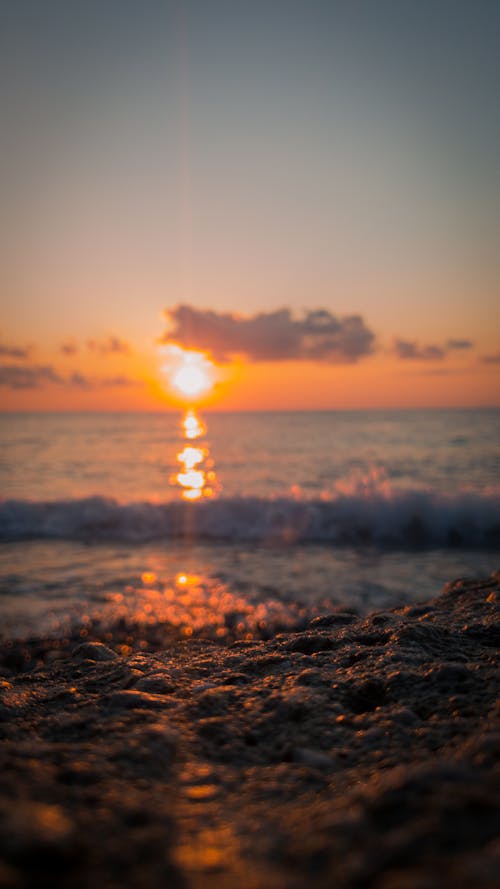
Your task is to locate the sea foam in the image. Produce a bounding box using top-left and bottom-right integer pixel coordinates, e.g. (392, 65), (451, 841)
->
(1, 490), (499, 548)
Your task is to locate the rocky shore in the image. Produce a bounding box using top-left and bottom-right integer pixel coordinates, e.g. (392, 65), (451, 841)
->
(1, 573), (499, 889)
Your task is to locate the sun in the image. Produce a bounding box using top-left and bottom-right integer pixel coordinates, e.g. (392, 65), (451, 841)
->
(160, 344), (215, 402)
(172, 363), (210, 398)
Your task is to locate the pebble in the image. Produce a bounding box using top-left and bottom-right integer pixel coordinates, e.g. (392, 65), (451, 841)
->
(73, 642), (118, 662)
(132, 675), (176, 694)
(106, 689), (172, 710)
(291, 747), (337, 770)
(1, 572), (498, 889)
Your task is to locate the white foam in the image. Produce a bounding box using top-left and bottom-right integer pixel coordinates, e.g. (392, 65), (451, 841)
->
(1, 489), (499, 548)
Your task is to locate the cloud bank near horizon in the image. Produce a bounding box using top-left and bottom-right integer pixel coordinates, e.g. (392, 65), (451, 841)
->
(393, 339), (446, 361)
(0, 341), (32, 360)
(0, 364), (141, 390)
(161, 305), (376, 364)
(393, 337), (476, 362)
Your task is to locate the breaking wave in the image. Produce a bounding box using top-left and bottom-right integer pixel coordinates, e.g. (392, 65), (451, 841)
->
(1, 490), (499, 548)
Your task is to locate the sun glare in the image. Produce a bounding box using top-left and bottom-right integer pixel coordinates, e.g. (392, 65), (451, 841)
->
(160, 344), (215, 402)
(182, 410), (205, 440)
(177, 446), (205, 469)
(172, 364), (209, 398)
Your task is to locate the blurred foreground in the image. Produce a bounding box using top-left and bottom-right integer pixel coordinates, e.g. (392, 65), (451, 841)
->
(0, 573), (499, 888)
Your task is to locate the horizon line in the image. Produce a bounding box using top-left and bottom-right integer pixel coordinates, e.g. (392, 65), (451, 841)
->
(1, 405), (499, 415)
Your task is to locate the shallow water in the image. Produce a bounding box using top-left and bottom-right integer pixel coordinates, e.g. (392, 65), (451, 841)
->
(0, 409), (498, 638)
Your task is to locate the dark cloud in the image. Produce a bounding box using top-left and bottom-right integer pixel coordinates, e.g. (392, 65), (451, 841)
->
(480, 353), (500, 365)
(447, 339), (474, 350)
(161, 305), (376, 363)
(0, 342), (31, 360)
(393, 339), (446, 361)
(0, 364), (62, 389)
(87, 336), (132, 356)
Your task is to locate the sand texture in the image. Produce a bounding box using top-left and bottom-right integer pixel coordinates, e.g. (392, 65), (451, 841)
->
(1, 573), (499, 888)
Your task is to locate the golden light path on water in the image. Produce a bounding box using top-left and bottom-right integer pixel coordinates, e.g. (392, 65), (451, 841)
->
(91, 568), (310, 653)
(158, 344), (221, 500)
(136, 341), (281, 642)
(173, 409), (219, 501)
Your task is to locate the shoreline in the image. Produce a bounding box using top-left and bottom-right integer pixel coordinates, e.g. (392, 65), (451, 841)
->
(1, 573), (499, 888)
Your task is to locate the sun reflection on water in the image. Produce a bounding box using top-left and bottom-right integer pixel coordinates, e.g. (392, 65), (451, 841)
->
(173, 409), (219, 501)
(95, 567), (308, 647)
(182, 409), (205, 440)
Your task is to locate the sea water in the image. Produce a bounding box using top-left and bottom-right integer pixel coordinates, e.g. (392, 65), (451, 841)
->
(0, 409), (498, 639)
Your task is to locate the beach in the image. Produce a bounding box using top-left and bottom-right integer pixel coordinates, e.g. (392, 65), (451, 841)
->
(1, 572), (499, 888)
(3, 0), (500, 883)
(1, 410), (499, 886)
(1, 410), (499, 642)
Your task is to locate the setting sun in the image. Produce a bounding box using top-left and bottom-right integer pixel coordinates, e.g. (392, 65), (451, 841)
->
(172, 364), (209, 398)
(160, 344), (215, 402)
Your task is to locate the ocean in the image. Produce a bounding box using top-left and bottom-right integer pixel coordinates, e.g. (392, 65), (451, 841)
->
(1, 409), (498, 641)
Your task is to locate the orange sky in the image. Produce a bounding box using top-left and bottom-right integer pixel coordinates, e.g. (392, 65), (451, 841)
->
(0, 337), (498, 412)
(1, 3), (499, 411)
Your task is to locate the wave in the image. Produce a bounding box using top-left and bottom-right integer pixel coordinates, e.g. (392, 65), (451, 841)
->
(1, 491), (499, 548)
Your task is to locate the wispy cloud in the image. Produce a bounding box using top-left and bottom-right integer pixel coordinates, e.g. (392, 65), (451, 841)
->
(480, 353), (500, 365)
(0, 364), (62, 389)
(0, 365), (142, 390)
(87, 336), (132, 356)
(69, 371), (90, 387)
(393, 339), (446, 361)
(0, 342), (32, 360)
(68, 371), (141, 388)
(447, 339), (474, 350)
(162, 305), (376, 363)
(100, 375), (143, 388)
(60, 340), (79, 356)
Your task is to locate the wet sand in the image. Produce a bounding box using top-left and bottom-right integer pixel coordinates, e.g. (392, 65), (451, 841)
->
(1, 573), (499, 888)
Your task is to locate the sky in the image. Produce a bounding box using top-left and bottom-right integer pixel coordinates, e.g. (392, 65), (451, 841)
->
(1, 0), (499, 410)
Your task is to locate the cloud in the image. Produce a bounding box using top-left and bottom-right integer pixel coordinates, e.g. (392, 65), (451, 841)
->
(0, 364), (62, 389)
(0, 364), (142, 390)
(0, 342), (31, 360)
(480, 353), (500, 365)
(447, 339), (474, 350)
(87, 335), (132, 356)
(69, 371), (91, 387)
(161, 305), (376, 363)
(106, 375), (142, 386)
(60, 340), (79, 356)
(410, 367), (459, 377)
(394, 337), (478, 362)
(68, 372), (141, 388)
(393, 339), (446, 361)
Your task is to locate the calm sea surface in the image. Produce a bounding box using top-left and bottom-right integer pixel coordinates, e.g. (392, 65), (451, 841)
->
(0, 410), (498, 638)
